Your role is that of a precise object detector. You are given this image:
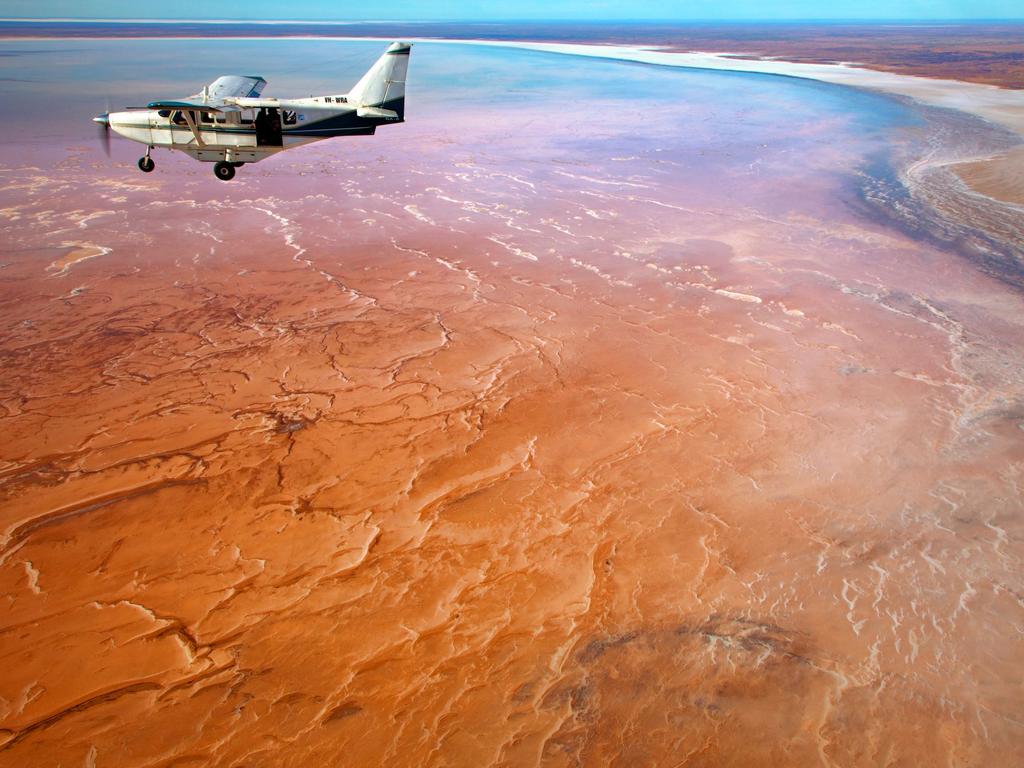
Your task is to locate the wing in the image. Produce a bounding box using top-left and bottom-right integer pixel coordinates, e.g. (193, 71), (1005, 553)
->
(146, 75), (267, 111)
(195, 75), (267, 100)
(144, 100), (234, 112)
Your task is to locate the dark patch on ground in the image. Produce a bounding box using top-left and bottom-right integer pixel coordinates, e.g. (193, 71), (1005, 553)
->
(323, 701), (362, 724)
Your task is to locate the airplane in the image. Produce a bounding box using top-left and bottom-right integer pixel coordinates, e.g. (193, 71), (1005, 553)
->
(93, 41), (411, 181)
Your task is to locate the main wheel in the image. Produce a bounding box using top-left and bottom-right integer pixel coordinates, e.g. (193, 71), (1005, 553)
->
(138, 156), (155, 173)
(213, 161), (236, 181)
(230, 162), (245, 168)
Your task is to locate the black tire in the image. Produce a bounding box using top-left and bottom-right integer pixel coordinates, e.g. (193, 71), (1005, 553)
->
(138, 156), (154, 173)
(214, 161), (236, 181)
(231, 162), (245, 168)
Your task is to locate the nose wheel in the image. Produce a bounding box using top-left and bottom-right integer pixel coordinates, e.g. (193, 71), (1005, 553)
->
(213, 161), (236, 182)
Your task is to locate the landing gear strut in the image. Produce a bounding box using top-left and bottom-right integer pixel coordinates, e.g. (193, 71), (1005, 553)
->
(138, 147), (154, 173)
(213, 161), (236, 182)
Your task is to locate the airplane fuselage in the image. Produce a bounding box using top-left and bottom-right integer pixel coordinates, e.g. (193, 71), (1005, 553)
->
(107, 96), (394, 166)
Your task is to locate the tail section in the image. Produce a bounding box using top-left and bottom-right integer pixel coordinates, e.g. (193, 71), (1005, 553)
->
(348, 42), (411, 121)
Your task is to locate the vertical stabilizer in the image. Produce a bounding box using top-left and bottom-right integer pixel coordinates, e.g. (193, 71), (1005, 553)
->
(348, 42), (411, 120)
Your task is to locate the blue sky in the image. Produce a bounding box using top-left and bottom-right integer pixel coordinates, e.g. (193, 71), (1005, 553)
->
(3, 0), (1022, 21)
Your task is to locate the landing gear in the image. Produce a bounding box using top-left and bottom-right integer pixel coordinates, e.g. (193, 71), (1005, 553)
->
(138, 149), (154, 173)
(230, 162), (245, 168)
(213, 161), (236, 182)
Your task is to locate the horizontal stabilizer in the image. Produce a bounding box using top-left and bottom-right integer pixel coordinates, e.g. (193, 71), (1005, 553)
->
(356, 106), (400, 120)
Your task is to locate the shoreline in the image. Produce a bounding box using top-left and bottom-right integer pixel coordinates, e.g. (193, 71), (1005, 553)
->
(461, 41), (1024, 137)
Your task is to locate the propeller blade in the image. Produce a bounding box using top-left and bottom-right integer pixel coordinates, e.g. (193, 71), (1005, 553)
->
(95, 98), (112, 157)
(94, 114), (111, 157)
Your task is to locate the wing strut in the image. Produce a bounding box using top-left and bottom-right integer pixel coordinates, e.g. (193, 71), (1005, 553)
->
(182, 110), (206, 147)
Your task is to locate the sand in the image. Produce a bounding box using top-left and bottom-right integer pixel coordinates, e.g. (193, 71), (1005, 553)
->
(951, 145), (1024, 207)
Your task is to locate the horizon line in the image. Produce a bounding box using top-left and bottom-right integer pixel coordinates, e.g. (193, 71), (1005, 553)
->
(2, 17), (1024, 24)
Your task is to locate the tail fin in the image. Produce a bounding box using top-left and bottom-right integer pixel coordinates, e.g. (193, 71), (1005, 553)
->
(348, 42), (411, 121)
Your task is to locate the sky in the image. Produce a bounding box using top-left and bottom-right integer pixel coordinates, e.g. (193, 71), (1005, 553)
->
(2, 0), (1022, 21)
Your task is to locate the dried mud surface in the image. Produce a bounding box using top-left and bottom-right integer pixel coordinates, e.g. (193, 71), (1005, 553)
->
(2, 104), (1024, 766)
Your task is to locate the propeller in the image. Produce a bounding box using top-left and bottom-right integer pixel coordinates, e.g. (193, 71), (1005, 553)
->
(93, 98), (112, 157)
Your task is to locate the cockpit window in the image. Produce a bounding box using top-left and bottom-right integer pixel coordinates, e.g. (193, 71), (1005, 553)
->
(171, 111), (188, 126)
(283, 110), (297, 126)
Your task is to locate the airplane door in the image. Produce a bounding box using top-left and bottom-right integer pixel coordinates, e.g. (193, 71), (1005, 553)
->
(166, 110), (190, 145)
(255, 108), (283, 147)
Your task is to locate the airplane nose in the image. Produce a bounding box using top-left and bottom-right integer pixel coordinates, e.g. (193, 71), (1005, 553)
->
(93, 113), (109, 126)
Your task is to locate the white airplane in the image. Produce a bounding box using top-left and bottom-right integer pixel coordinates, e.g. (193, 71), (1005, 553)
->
(93, 41), (411, 181)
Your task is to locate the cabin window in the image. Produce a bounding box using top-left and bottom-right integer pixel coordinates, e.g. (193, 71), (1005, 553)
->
(283, 110), (297, 126)
(200, 112), (215, 124)
(158, 109), (171, 118)
(240, 110), (255, 125)
(171, 111), (187, 126)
